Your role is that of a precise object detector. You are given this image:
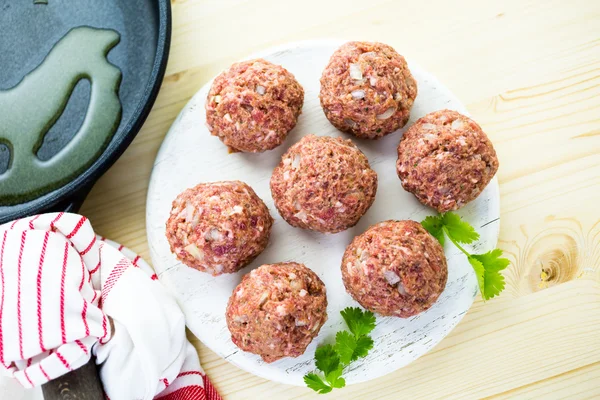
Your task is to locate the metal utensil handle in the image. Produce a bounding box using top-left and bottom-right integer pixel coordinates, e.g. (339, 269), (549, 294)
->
(42, 358), (105, 399)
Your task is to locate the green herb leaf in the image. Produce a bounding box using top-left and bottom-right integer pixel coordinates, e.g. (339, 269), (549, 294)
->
(314, 345), (340, 375)
(305, 307), (377, 394)
(340, 307), (376, 338)
(421, 215), (445, 245)
(304, 373), (332, 394)
(334, 331), (356, 364)
(441, 212), (480, 244)
(468, 256), (485, 295)
(325, 367), (346, 389)
(470, 249), (510, 300)
(353, 335), (374, 360)
(421, 212), (509, 301)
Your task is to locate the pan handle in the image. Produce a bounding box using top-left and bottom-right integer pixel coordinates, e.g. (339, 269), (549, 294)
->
(42, 358), (105, 400)
(47, 184), (95, 214)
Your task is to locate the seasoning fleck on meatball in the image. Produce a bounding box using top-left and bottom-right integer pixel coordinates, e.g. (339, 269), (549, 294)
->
(270, 134), (378, 233)
(320, 41), (417, 139)
(396, 110), (499, 213)
(166, 181), (273, 275)
(205, 59), (304, 153)
(226, 262), (328, 363)
(342, 220), (447, 318)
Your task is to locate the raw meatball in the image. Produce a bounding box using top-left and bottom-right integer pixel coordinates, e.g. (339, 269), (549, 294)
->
(166, 181), (273, 275)
(341, 220), (447, 318)
(396, 109), (499, 213)
(205, 59), (304, 152)
(270, 134), (377, 233)
(320, 41), (417, 139)
(226, 262), (328, 363)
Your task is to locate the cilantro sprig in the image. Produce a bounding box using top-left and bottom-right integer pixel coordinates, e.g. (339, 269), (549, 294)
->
(422, 212), (509, 300)
(304, 307), (376, 394)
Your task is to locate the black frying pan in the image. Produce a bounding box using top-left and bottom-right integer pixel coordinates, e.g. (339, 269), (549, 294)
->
(0, 0), (171, 223)
(0, 0), (171, 397)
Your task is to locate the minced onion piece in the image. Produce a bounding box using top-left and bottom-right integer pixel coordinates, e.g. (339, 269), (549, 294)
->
(423, 133), (437, 142)
(344, 118), (357, 128)
(256, 85), (266, 95)
(292, 154), (301, 169)
(276, 305), (288, 316)
(359, 250), (370, 263)
(206, 228), (223, 241)
(294, 210), (308, 222)
(452, 119), (464, 130)
(227, 205), (243, 215)
(397, 282), (407, 295)
(258, 292), (269, 306)
(369, 76), (377, 87)
(185, 203), (195, 222)
(184, 244), (204, 261)
(349, 63), (363, 80)
(376, 107), (396, 120)
(290, 280), (302, 291)
(383, 270), (401, 285)
(351, 90), (366, 99)
(233, 315), (248, 323)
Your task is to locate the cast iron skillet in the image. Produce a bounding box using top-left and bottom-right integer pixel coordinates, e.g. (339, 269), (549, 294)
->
(0, 0), (171, 224)
(0, 0), (171, 397)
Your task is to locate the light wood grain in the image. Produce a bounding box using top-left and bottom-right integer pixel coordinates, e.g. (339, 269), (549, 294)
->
(81, 0), (600, 398)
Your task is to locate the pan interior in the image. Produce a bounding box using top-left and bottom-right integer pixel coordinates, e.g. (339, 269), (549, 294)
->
(0, 0), (160, 214)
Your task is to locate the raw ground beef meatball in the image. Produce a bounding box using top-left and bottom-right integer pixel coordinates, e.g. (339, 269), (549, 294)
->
(166, 181), (273, 275)
(205, 59), (304, 153)
(341, 220), (447, 318)
(396, 109), (499, 213)
(320, 41), (417, 139)
(270, 134), (378, 233)
(226, 262), (328, 363)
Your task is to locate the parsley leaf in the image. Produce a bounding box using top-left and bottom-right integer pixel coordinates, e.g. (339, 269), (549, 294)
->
(340, 307), (376, 338)
(441, 212), (480, 244)
(334, 331), (356, 364)
(468, 256), (485, 294)
(314, 345), (339, 375)
(470, 249), (509, 300)
(304, 373), (332, 394)
(305, 307), (377, 394)
(421, 212), (509, 301)
(325, 367), (346, 389)
(421, 215), (445, 245)
(353, 335), (374, 360)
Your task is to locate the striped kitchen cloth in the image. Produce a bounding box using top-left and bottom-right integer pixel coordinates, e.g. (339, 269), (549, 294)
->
(0, 213), (221, 400)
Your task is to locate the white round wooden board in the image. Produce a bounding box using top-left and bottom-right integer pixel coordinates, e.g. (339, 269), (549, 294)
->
(146, 40), (500, 386)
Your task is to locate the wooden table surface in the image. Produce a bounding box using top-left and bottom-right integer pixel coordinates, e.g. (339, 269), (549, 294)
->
(81, 0), (600, 398)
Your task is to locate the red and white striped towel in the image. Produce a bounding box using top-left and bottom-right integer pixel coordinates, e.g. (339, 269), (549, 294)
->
(0, 213), (221, 400)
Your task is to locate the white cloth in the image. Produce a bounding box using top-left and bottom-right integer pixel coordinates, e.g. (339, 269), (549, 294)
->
(0, 213), (220, 400)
